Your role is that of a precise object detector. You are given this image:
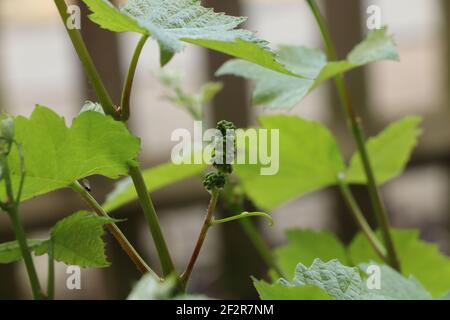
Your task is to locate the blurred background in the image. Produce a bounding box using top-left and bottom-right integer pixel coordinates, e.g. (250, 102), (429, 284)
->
(0, 0), (449, 299)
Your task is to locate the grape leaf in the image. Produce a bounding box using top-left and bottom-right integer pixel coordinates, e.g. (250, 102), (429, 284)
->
(82, 0), (296, 74)
(0, 239), (46, 264)
(103, 161), (206, 212)
(37, 211), (115, 268)
(345, 116), (423, 185)
(217, 27), (398, 109)
(253, 279), (330, 300)
(349, 229), (450, 298)
(276, 259), (431, 300)
(155, 70), (223, 119)
(275, 229), (348, 278)
(0, 106), (140, 201)
(234, 115), (345, 210)
(360, 263), (431, 300)
(289, 259), (370, 300)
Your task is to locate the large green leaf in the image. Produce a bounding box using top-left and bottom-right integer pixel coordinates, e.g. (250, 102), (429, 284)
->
(103, 161), (206, 212)
(82, 0), (295, 73)
(289, 259), (369, 300)
(0, 106), (139, 201)
(349, 229), (450, 298)
(276, 259), (431, 300)
(345, 116), (422, 184)
(217, 28), (398, 108)
(360, 263), (431, 300)
(37, 211), (115, 268)
(234, 115), (345, 210)
(0, 239), (46, 264)
(253, 280), (330, 300)
(275, 229), (348, 278)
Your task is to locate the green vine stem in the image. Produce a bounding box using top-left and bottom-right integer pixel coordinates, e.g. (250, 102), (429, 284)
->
(128, 165), (176, 278)
(180, 189), (219, 287)
(47, 241), (55, 300)
(8, 206), (43, 299)
(211, 212), (273, 226)
(71, 181), (158, 277)
(238, 219), (284, 278)
(221, 189), (284, 278)
(3, 160), (43, 299)
(54, 0), (118, 119)
(120, 35), (149, 120)
(337, 174), (387, 262)
(306, 0), (401, 271)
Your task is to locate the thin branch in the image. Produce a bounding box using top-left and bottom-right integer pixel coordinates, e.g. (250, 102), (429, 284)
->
(181, 189), (219, 287)
(70, 181), (158, 278)
(306, 0), (400, 271)
(121, 35), (149, 120)
(337, 176), (388, 262)
(54, 0), (118, 118)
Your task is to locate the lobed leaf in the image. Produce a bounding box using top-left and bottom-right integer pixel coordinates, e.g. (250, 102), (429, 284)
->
(253, 279), (330, 300)
(0, 106), (140, 201)
(234, 115), (345, 210)
(345, 116), (423, 185)
(349, 229), (450, 298)
(82, 0), (296, 74)
(360, 263), (431, 300)
(39, 211), (116, 268)
(217, 27), (398, 109)
(274, 229), (348, 278)
(264, 259), (432, 300)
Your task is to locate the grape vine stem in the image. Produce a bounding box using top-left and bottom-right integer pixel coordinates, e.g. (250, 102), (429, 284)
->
(306, 0), (400, 271)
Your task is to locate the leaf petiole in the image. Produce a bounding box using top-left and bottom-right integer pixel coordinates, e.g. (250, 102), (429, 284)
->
(211, 211), (273, 226)
(181, 189), (220, 287)
(54, 0), (118, 119)
(70, 181), (158, 277)
(120, 34), (149, 121)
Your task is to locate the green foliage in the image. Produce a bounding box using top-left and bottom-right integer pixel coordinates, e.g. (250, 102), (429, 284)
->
(0, 211), (113, 268)
(0, 106), (139, 201)
(217, 28), (398, 108)
(37, 211), (116, 268)
(156, 70), (222, 120)
(349, 229), (450, 298)
(235, 115), (422, 210)
(82, 0), (295, 73)
(345, 116), (423, 184)
(103, 161), (206, 212)
(261, 259), (431, 300)
(274, 229), (348, 278)
(360, 263), (432, 300)
(265, 229), (448, 299)
(287, 259), (368, 300)
(1, 0), (440, 302)
(253, 280), (330, 300)
(0, 239), (45, 264)
(234, 115), (345, 210)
